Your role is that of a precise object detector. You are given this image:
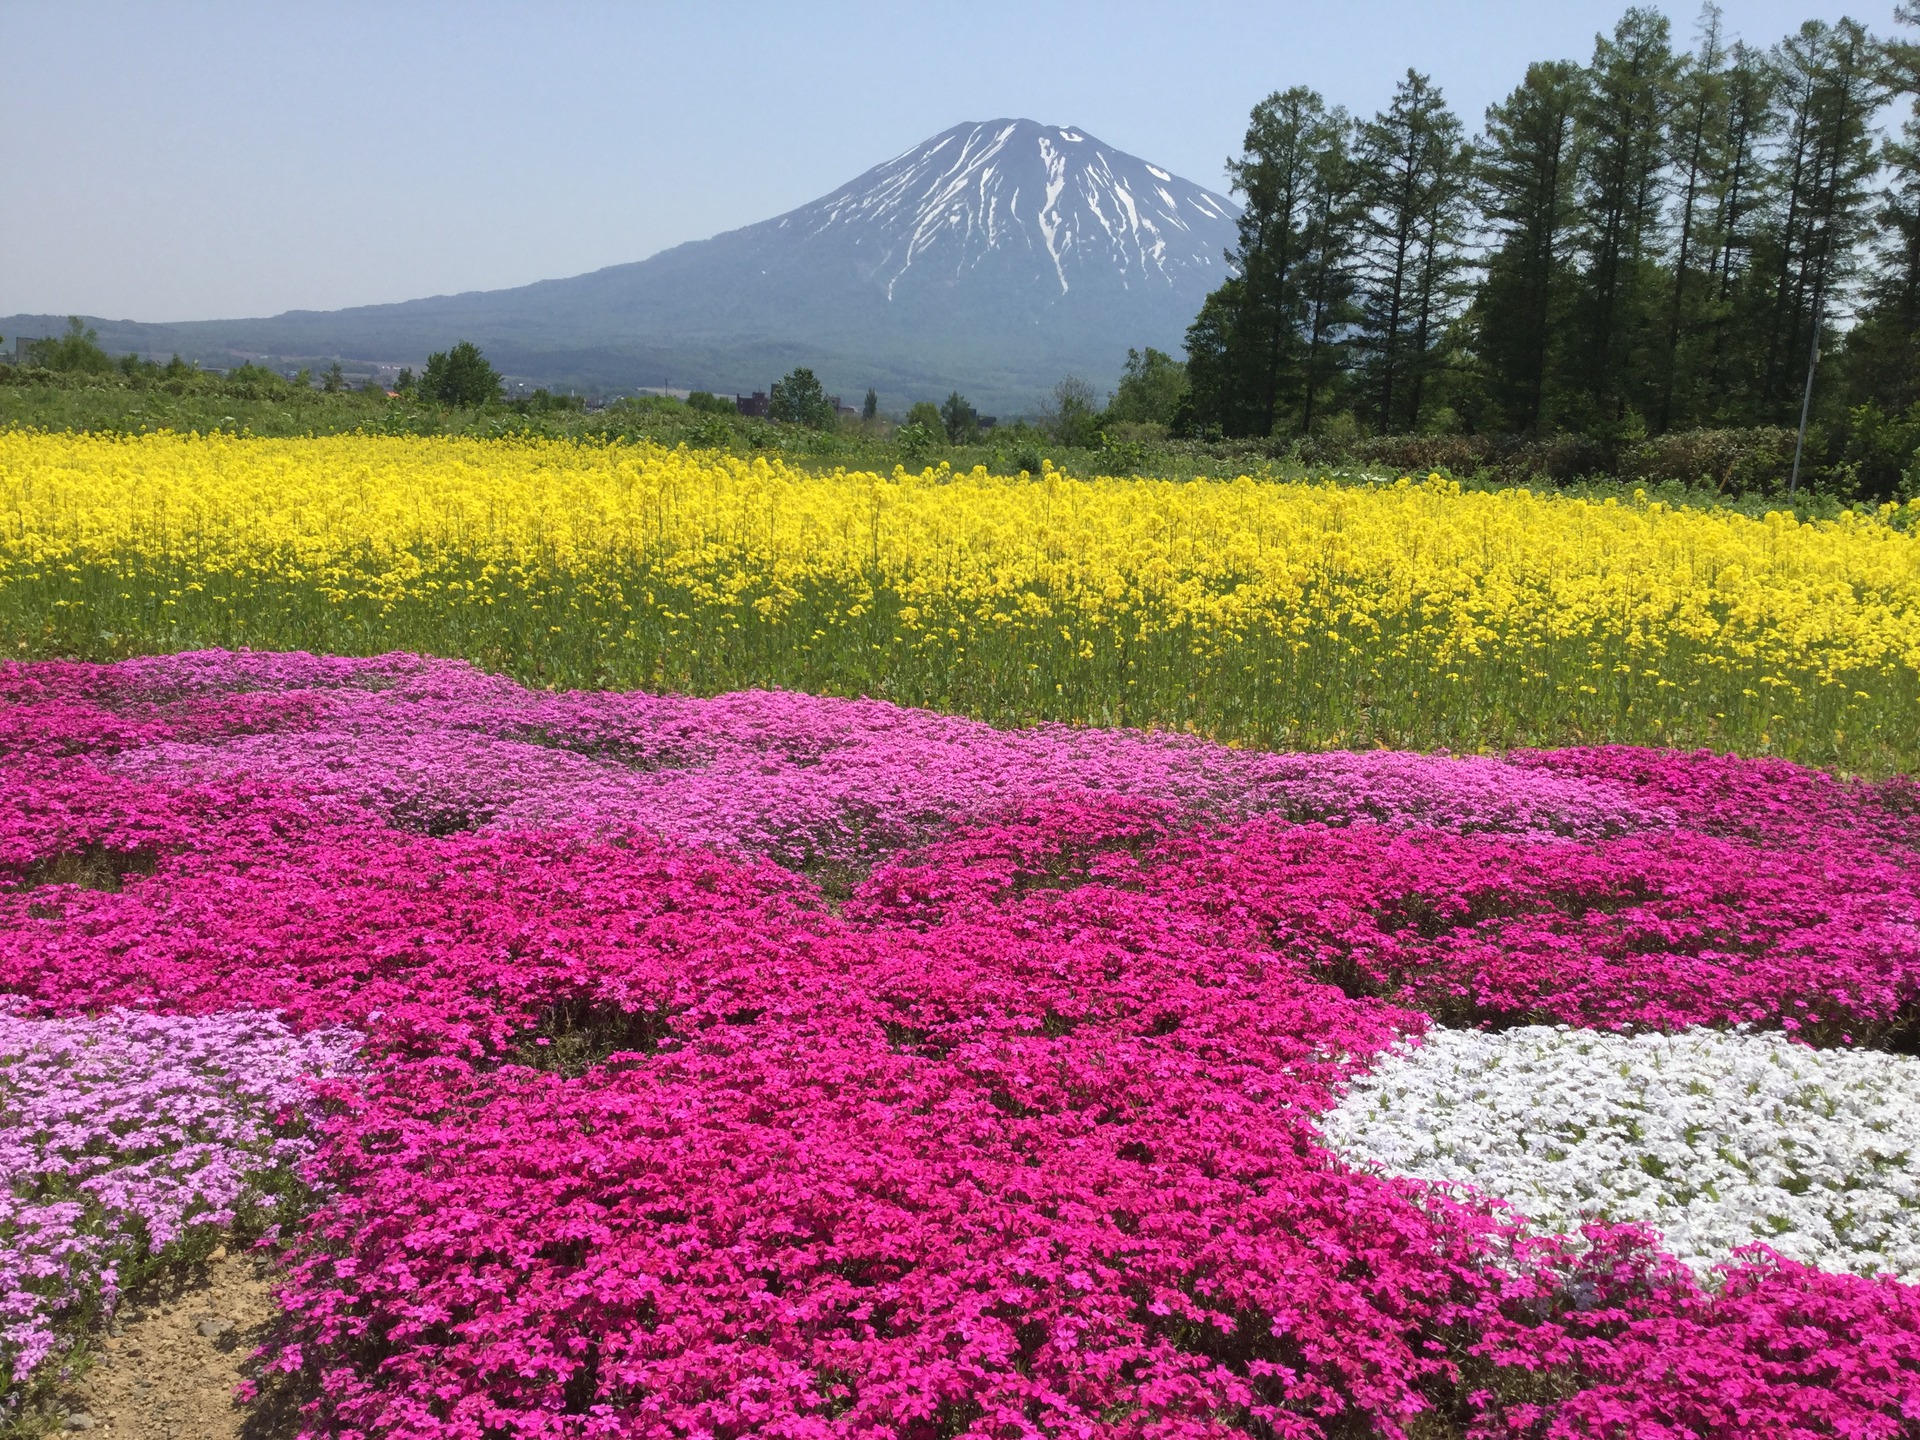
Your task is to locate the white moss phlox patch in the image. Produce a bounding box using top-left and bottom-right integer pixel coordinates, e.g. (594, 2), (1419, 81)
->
(1322, 1024), (1920, 1281)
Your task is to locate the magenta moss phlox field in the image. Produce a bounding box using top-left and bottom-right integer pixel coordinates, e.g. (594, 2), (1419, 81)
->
(2, 651), (1917, 1437)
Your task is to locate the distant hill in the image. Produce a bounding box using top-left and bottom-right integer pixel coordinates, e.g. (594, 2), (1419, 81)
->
(3, 120), (1240, 414)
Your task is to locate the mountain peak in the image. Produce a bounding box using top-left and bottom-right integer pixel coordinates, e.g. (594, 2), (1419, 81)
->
(764, 119), (1237, 301)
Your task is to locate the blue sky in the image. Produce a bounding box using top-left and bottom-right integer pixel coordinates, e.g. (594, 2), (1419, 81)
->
(2, 0), (1900, 321)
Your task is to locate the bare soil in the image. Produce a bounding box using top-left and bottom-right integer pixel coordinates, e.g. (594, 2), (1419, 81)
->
(51, 1247), (295, 1440)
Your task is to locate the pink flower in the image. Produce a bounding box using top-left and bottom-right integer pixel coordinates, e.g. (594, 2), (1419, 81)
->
(2, 650), (1914, 1436)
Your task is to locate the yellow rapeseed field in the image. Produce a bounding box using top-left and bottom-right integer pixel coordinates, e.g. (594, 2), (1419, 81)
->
(3, 429), (1917, 769)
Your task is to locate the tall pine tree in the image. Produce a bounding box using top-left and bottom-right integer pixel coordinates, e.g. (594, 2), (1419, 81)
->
(1657, 5), (1730, 429)
(1751, 19), (1882, 417)
(1185, 89), (1356, 437)
(1231, 89), (1349, 435)
(1473, 61), (1587, 432)
(1570, 8), (1680, 429)
(1841, 4), (1920, 413)
(1695, 40), (1779, 419)
(1352, 71), (1470, 432)
(1300, 112), (1363, 434)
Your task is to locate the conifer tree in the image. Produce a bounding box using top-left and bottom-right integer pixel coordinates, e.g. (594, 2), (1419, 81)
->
(1474, 61), (1586, 432)
(1571, 8), (1680, 427)
(1753, 19), (1882, 415)
(1841, 4), (1920, 413)
(1182, 85), (1367, 433)
(1352, 71), (1470, 432)
(1184, 88), (1350, 436)
(1300, 112), (1363, 434)
(1658, 5), (1730, 429)
(1232, 89), (1347, 435)
(1693, 40), (1778, 418)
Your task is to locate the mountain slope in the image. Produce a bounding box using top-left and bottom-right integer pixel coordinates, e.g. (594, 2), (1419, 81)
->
(4, 121), (1240, 412)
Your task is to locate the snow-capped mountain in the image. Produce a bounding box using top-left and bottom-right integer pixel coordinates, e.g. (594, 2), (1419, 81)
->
(774, 119), (1238, 303)
(11, 122), (1241, 412)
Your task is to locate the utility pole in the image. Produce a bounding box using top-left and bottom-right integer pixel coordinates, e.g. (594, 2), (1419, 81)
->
(1787, 291), (1823, 498)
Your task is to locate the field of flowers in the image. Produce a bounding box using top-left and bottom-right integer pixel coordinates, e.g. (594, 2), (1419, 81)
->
(3, 647), (1918, 1437)
(4, 431), (1919, 771)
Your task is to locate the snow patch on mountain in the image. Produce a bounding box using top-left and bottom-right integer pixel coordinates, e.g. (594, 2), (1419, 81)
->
(768, 119), (1239, 303)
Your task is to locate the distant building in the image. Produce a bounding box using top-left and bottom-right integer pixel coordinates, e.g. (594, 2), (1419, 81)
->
(978, 416), (997, 431)
(737, 389), (859, 420)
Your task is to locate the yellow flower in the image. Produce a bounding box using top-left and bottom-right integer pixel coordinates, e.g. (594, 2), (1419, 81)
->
(2, 431), (1916, 770)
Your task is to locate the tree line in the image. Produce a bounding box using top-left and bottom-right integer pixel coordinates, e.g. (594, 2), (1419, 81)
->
(1180, 3), (1920, 498)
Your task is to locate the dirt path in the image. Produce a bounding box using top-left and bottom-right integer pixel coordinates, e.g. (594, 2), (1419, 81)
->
(54, 1246), (293, 1440)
